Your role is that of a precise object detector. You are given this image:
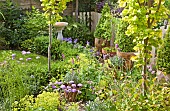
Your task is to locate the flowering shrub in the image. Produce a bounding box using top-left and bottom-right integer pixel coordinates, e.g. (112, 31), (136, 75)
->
(45, 79), (83, 102)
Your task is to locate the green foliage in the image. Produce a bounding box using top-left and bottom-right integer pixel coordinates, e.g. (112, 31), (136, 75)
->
(12, 91), (61, 111)
(115, 20), (136, 52)
(23, 8), (48, 39)
(0, 50), (49, 110)
(0, 37), (9, 50)
(41, 0), (72, 24)
(0, 0), (26, 49)
(109, 55), (124, 69)
(165, 0), (170, 10)
(21, 36), (79, 60)
(157, 26), (170, 74)
(94, 3), (113, 40)
(85, 98), (115, 111)
(66, 102), (80, 111)
(113, 79), (170, 111)
(119, 0), (169, 66)
(63, 17), (94, 46)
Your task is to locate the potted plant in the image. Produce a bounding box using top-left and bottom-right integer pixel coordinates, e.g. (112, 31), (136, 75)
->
(115, 20), (136, 70)
(156, 26), (170, 81)
(115, 20), (136, 53)
(102, 46), (116, 57)
(94, 3), (113, 52)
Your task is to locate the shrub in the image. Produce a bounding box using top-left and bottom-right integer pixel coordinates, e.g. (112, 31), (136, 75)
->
(94, 3), (113, 41)
(157, 26), (170, 74)
(12, 91), (61, 111)
(0, 37), (8, 50)
(23, 7), (48, 39)
(21, 36), (79, 60)
(0, 50), (48, 110)
(0, 0), (26, 49)
(62, 16), (94, 46)
(115, 20), (136, 52)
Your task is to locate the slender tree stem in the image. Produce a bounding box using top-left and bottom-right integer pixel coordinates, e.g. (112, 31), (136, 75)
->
(48, 13), (52, 73)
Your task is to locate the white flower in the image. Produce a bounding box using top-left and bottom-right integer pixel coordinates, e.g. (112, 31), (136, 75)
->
(36, 56), (40, 59)
(19, 58), (23, 61)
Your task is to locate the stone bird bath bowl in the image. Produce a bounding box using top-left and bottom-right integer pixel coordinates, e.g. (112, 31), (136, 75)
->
(54, 22), (68, 41)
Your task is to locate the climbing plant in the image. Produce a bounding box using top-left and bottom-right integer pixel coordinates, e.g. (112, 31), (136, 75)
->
(118, 0), (169, 95)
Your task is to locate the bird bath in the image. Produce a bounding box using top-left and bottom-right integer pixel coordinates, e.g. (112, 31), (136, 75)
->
(54, 22), (68, 41)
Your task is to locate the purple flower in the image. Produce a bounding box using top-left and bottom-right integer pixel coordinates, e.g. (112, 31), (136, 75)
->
(12, 54), (16, 57)
(71, 84), (76, 88)
(11, 54), (16, 60)
(74, 39), (78, 44)
(148, 68), (152, 72)
(62, 54), (65, 59)
(63, 38), (67, 41)
(69, 81), (74, 84)
(52, 85), (56, 89)
(89, 49), (93, 52)
(67, 86), (71, 89)
(151, 71), (155, 74)
(64, 89), (69, 93)
(22, 51), (27, 55)
(26, 58), (32, 61)
(77, 83), (82, 87)
(72, 89), (77, 92)
(60, 85), (66, 89)
(103, 54), (107, 60)
(68, 89), (72, 92)
(68, 41), (72, 44)
(115, 44), (119, 49)
(55, 81), (63, 85)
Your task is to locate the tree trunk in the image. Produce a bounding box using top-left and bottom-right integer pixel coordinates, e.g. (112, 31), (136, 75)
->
(48, 14), (52, 72)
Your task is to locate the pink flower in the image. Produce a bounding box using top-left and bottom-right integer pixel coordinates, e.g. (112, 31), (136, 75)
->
(72, 89), (77, 92)
(27, 51), (31, 54)
(115, 44), (119, 48)
(148, 68), (152, 72)
(22, 51), (27, 55)
(69, 81), (74, 84)
(60, 85), (66, 89)
(151, 71), (155, 74)
(77, 83), (82, 87)
(26, 58), (32, 61)
(71, 84), (76, 88)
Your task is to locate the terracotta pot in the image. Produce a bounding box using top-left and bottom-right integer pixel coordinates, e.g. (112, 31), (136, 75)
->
(95, 38), (110, 52)
(117, 51), (136, 70)
(110, 52), (116, 57)
(102, 48), (107, 54)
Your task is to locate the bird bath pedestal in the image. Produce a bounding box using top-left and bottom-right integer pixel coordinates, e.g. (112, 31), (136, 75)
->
(54, 22), (68, 41)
